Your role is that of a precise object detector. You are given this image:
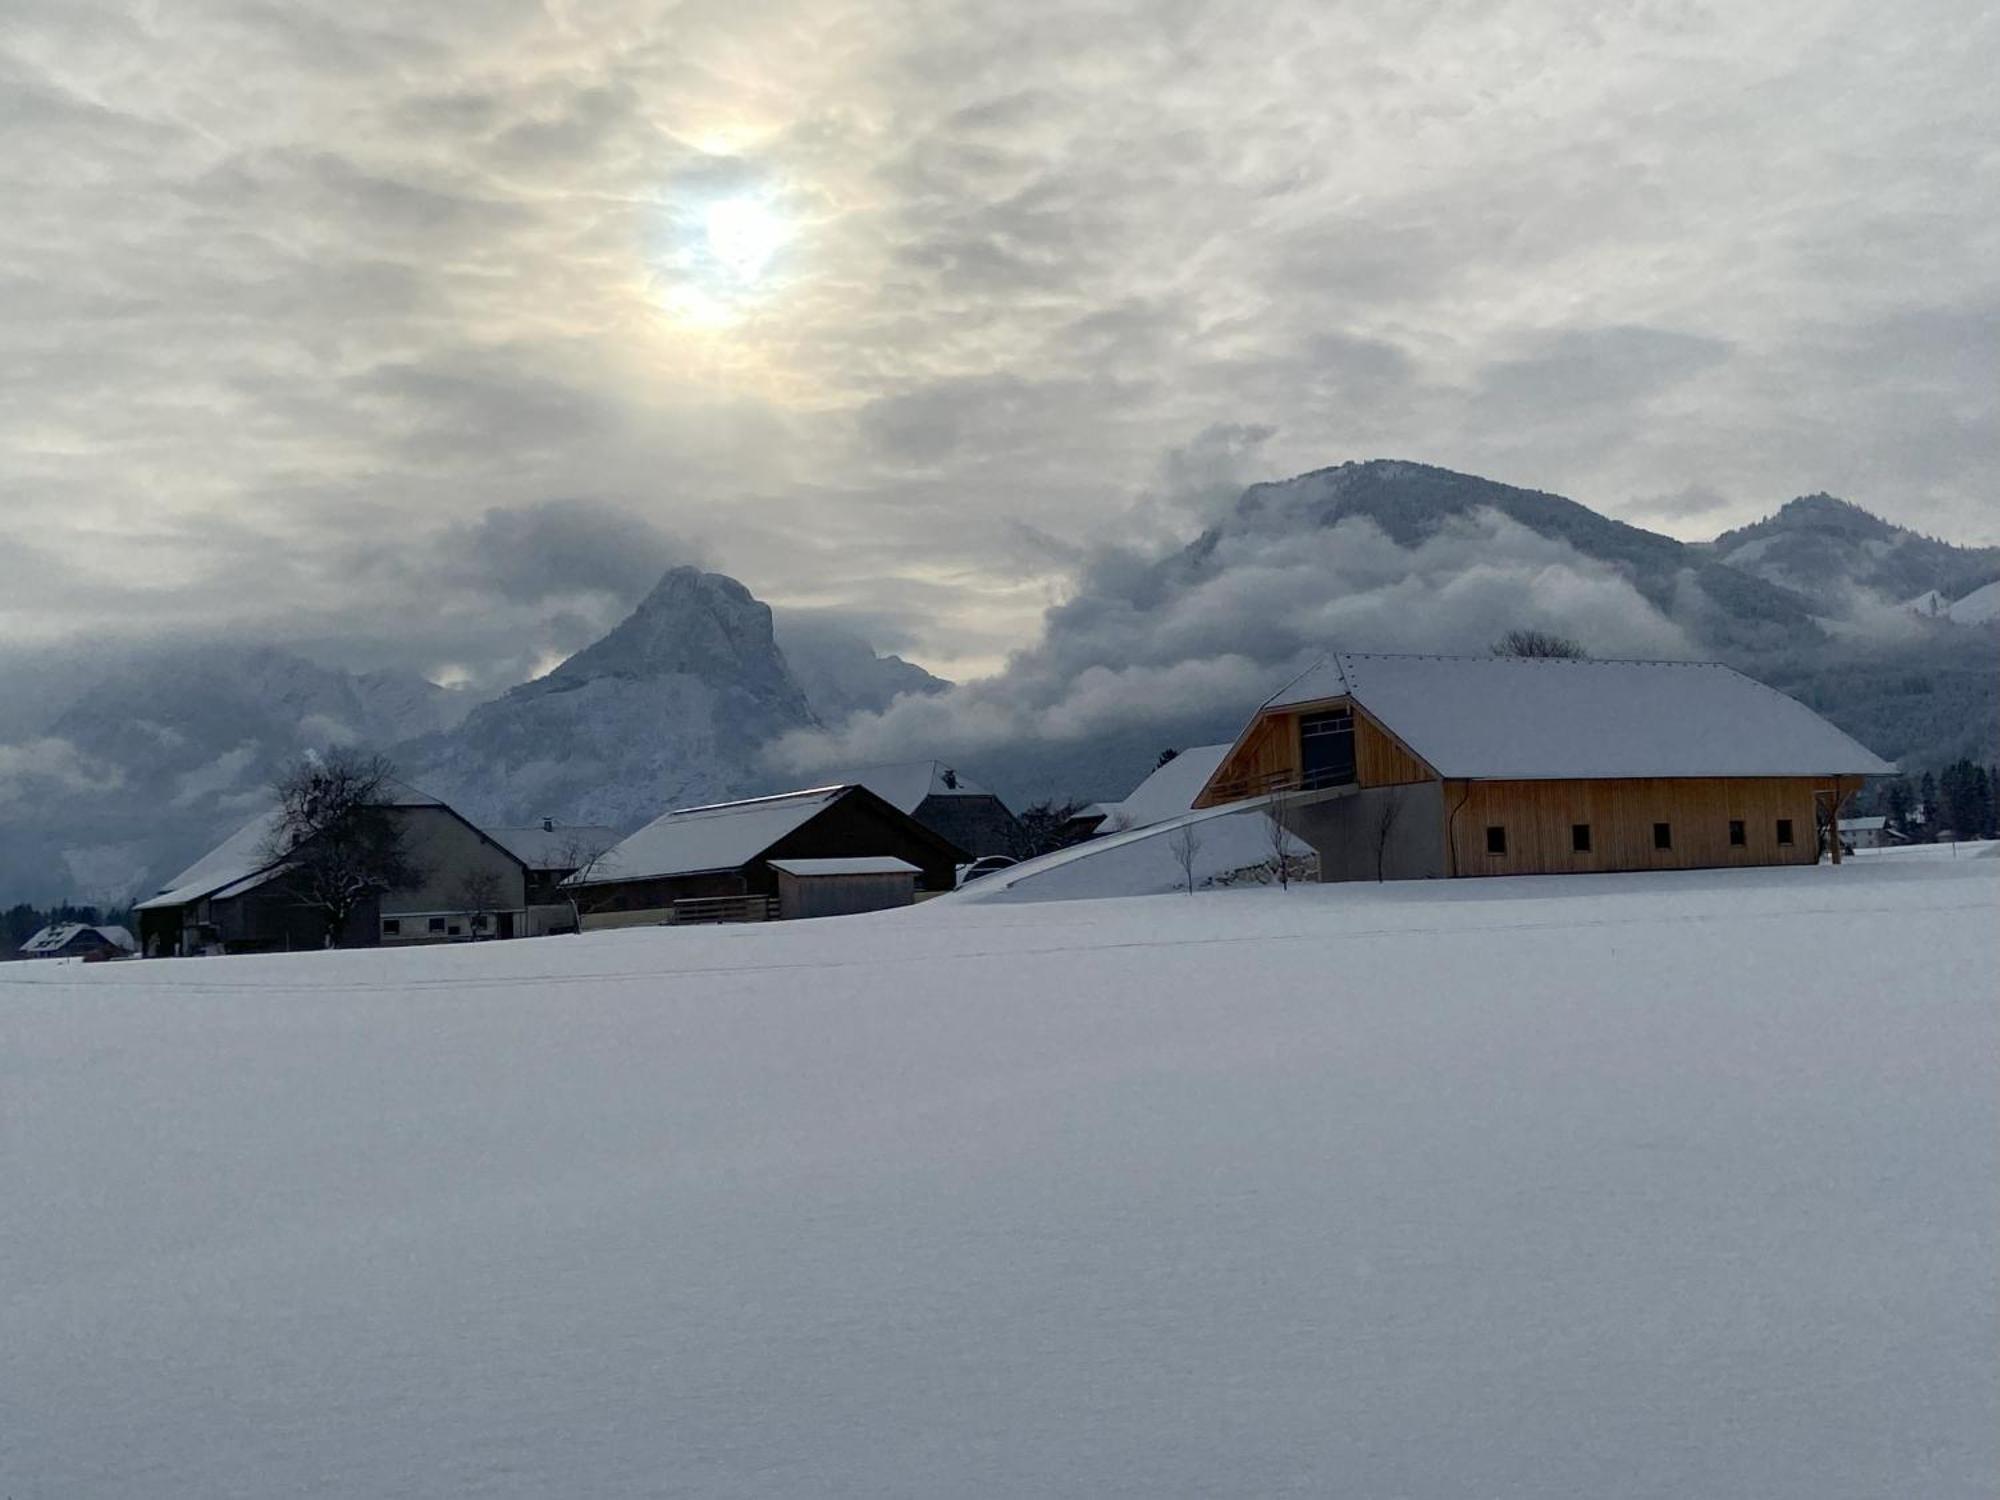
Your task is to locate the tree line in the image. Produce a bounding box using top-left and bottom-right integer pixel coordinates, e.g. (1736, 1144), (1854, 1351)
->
(1875, 759), (1999, 842)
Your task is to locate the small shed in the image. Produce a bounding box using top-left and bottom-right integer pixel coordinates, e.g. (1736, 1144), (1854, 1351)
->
(768, 857), (921, 919)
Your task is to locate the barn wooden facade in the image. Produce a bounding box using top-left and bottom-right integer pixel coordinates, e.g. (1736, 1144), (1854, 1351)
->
(570, 783), (965, 928)
(1192, 654), (1894, 881)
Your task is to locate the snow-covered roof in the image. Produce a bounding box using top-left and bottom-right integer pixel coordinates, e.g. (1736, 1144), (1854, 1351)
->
(135, 780), (453, 912)
(1839, 816), (1888, 832)
(577, 787), (850, 885)
(1258, 653), (1893, 780)
(483, 824), (624, 871)
(1949, 579), (2000, 624)
(767, 856), (920, 877)
(1100, 745), (1234, 831)
(19, 923), (136, 955)
(135, 807), (289, 911)
(841, 761), (993, 814)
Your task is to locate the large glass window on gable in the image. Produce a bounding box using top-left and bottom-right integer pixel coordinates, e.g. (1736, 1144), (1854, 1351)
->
(1299, 709), (1357, 789)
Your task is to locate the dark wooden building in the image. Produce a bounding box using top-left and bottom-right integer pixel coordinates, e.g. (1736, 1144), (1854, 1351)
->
(845, 761), (1025, 858)
(135, 785), (532, 955)
(1193, 653), (1893, 880)
(570, 783), (966, 927)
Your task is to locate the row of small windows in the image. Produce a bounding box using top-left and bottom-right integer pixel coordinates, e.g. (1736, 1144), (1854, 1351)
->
(1485, 818), (1797, 855)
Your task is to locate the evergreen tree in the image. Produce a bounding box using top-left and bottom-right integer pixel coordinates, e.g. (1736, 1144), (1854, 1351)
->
(1882, 776), (1913, 836)
(1918, 771), (1940, 841)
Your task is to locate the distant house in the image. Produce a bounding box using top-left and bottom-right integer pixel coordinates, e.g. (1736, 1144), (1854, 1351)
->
(841, 761), (1024, 857)
(568, 784), (965, 928)
(482, 819), (624, 936)
(1837, 815), (1896, 850)
(1192, 653), (1893, 879)
(18, 923), (136, 961)
(134, 783), (532, 955)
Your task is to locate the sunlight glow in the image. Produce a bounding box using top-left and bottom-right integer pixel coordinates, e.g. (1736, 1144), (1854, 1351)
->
(702, 196), (786, 284)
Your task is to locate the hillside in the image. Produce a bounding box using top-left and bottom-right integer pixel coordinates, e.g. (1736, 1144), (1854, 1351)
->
(5, 859), (1993, 1495)
(1708, 493), (2000, 605)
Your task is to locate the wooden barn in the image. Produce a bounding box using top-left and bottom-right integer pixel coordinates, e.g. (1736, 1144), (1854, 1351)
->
(1193, 653), (1894, 880)
(134, 784), (531, 955)
(568, 783), (965, 928)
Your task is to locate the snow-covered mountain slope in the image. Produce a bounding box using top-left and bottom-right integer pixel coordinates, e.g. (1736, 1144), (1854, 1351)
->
(5, 857), (1992, 1497)
(773, 616), (947, 723)
(1708, 493), (2000, 610)
(398, 567), (822, 828)
(1948, 578), (2000, 623)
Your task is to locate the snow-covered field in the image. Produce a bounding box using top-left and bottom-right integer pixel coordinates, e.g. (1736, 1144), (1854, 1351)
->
(5, 857), (1995, 1497)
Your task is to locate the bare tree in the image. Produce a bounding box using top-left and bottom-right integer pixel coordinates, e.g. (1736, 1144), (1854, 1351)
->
(1168, 822), (1203, 895)
(262, 750), (420, 946)
(1369, 788), (1405, 882)
(454, 868), (505, 940)
(1266, 785), (1297, 890)
(1492, 629), (1588, 659)
(552, 831), (621, 934)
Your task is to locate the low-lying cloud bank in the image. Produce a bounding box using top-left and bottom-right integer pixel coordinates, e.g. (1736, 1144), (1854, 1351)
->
(767, 507), (1696, 794)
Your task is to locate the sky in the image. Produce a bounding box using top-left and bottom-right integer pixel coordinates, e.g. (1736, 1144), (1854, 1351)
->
(4, 0), (1996, 692)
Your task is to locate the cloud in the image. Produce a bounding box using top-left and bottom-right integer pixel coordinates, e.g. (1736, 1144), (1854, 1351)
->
(768, 505), (1694, 785)
(0, 737), (124, 808)
(1, 0), (1995, 698)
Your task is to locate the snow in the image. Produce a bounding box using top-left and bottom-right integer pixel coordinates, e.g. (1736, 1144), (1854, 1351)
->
(17, 922), (135, 955)
(131, 806), (286, 911)
(1261, 653), (1893, 779)
(1095, 743), (1233, 830)
(766, 856), (919, 876)
(957, 796), (1308, 903)
(1947, 579), (2000, 623)
(4, 857), (1994, 1498)
(841, 760), (992, 813)
(1904, 588), (1951, 616)
(579, 786), (846, 883)
(134, 781), (450, 911)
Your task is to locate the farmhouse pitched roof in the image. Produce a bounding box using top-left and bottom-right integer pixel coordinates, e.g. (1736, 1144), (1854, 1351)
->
(20, 922), (136, 955)
(575, 786), (851, 885)
(133, 779), (453, 912)
(1262, 653), (1893, 780)
(841, 760), (994, 813)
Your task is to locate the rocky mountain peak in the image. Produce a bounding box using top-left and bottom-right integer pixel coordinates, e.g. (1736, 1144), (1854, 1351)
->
(543, 565), (799, 703)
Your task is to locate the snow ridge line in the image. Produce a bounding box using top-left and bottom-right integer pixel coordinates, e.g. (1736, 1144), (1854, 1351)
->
(3, 897), (1988, 998)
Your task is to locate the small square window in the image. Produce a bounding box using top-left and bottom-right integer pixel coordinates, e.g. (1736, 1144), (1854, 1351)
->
(1571, 823), (1592, 853)
(1485, 826), (1507, 855)
(428, 917), (446, 933)
(382, 918), (401, 936)
(447, 924), (462, 937)
(1776, 818), (1795, 846)
(1728, 819), (1746, 847)
(1653, 822), (1672, 850)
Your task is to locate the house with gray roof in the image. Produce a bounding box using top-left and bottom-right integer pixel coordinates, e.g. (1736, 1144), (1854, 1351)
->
(840, 760), (1024, 857)
(135, 782), (532, 955)
(1192, 652), (1894, 880)
(567, 783), (964, 928)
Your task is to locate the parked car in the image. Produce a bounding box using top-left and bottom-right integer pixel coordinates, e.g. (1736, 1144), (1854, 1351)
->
(954, 854), (1018, 888)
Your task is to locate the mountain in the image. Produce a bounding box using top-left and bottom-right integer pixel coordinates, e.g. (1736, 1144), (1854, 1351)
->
(1219, 460), (1824, 653)
(396, 567), (823, 829)
(772, 618), (948, 724)
(867, 461), (1997, 812)
(1707, 494), (2000, 609)
(0, 645), (470, 905)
